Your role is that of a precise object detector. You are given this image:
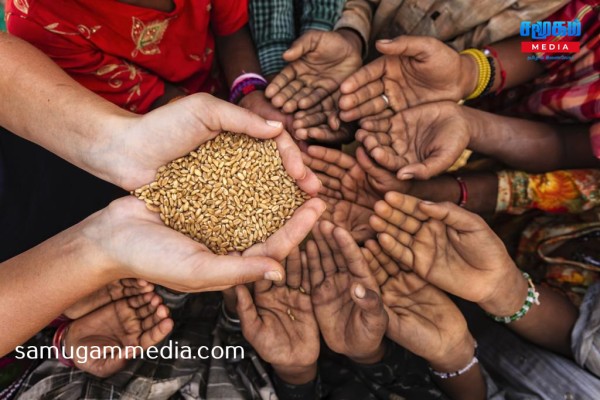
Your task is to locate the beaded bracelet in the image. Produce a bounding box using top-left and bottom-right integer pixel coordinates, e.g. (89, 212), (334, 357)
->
(483, 46), (507, 94)
(52, 320), (75, 367)
(229, 72), (268, 105)
(460, 49), (492, 101)
(487, 272), (540, 324)
(481, 56), (496, 97)
(429, 342), (479, 379)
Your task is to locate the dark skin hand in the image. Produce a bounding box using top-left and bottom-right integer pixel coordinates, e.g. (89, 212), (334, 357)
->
(64, 292), (173, 378)
(339, 36), (476, 121)
(357, 101), (472, 180)
(293, 92), (355, 144)
(307, 222), (388, 364)
(266, 29), (363, 113)
(236, 247), (320, 385)
(320, 195), (375, 244)
(62, 278), (154, 320)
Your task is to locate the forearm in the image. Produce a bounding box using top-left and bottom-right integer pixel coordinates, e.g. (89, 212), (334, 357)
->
(0, 33), (135, 187)
(467, 108), (597, 171)
(216, 26), (263, 87)
(0, 214), (119, 356)
(149, 82), (187, 110)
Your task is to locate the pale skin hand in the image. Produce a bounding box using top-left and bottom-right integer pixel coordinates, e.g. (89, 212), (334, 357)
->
(62, 278), (154, 320)
(236, 248), (320, 385)
(338, 36), (476, 121)
(357, 101), (472, 180)
(307, 222), (388, 364)
(64, 292), (173, 378)
(369, 192), (516, 305)
(266, 30), (363, 113)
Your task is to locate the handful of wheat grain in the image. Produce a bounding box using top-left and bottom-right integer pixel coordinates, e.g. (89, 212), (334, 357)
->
(133, 132), (309, 254)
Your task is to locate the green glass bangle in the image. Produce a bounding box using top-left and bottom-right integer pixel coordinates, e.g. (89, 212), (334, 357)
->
(487, 272), (540, 324)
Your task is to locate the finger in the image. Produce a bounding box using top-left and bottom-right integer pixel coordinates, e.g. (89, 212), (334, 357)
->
(293, 110), (328, 129)
(235, 285), (261, 333)
(359, 108), (395, 125)
(139, 316), (174, 350)
(273, 131), (310, 185)
(396, 149), (460, 180)
(315, 173), (342, 193)
(320, 221), (347, 271)
(283, 86), (314, 113)
(369, 215), (413, 246)
(375, 36), (434, 60)
(305, 126), (347, 143)
(362, 246), (388, 287)
(300, 250), (311, 294)
(127, 292), (155, 310)
(135, 299), (159, 321)
(244, 198), (326, 261)
(340, 59), (385, 95)
(303, 148), (347, 179)
(254, 278), (274, 293)
(306, 146), (353, 176)
(338, 80), (384, 111)
(365, 239), (401, 276)
(282, 31), (318, 62)
(272, 80), (305, 109)
(370, 145), (406, 172)
(141, 303), (170, 331)
(383, 192), (429, 222)
(312, 222), (338, 276)
(339, 95), (389, 122)
(306, 240), (325, 288)
(298, 87), (331, 110)
(358, 130), (393, 148)
(418, 200), (488, 232)
(332, 226), (372, 279)
(373, 199), (423, 235)
(378, 232), (414, 268)
(350, 283), (386, 321)
(286, 247), (302, 289)
(355, 146), (392, 181)
(361, 117), (392, 133)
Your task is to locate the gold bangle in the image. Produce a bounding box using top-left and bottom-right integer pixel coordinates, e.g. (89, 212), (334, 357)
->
(460, 49), (491, 101)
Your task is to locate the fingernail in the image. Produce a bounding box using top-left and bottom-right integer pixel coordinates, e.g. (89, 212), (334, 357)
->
(421, 201), (434, 205)
(378, 39), (392, 44)
(354, 284), (366, 299)
(264, 270), (283, 281)
(400, 173), (414, 180)
(266, 120), (283, 128)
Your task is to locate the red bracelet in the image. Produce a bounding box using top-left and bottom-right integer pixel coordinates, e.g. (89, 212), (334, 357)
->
(483, 46), (506, 94)
(52, 321), (75, 367)
(454, 176), (468, 208)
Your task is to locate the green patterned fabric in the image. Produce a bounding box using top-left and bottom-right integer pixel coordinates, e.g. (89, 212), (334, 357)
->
(1, 4), (6, 32)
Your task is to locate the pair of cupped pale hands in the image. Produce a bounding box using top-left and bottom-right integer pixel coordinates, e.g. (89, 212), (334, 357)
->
(60, 34), (520, 379)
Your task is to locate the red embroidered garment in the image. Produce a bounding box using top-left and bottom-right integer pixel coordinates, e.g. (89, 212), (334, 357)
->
(7, 0), (248, 113)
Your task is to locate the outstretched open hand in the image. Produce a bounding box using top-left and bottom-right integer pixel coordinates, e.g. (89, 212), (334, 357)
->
(307, 222), (388, 363)
(356, 101), (471, 180)
(338, 36), (474, 121)
(64, 292), (173, 377)
(370, 192), (515, 304)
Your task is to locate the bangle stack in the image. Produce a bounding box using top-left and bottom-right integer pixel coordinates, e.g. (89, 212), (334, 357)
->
(429, 342), (479, 379)
(460, 49), (495, 100)
(229, 72), (268, 104)
(487, 271), (541, 324)
(52, 320), (75, 367)
(453, 175), (468, 208)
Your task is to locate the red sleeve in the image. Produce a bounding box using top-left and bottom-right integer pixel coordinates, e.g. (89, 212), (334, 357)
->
(211, 0), (249, 36)
(7, 16), (164, 113)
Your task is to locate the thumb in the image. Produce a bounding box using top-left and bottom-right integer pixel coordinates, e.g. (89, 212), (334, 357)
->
(418, 200), (486, 233)
(193, 95), (285, 140)
(396, 152), (454, 181)
(235, 285), (260, 332)
(283, 32), (316, 62)
(194, 253), (285, 290)
(375, 36), (434, 60)
(351, 283), (385, 318)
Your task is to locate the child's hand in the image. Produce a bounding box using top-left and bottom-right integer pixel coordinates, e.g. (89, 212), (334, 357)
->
(320, 195), (375, 244)
(356, 101), (471, 180)
(292, 93), (354, 144)
(266, 30), (362, 113)
(307, 222), (388, 364)
(338, 36), (474, 121)
(236, 247), (320, 385)
(64, 292), (173, 377)
(355, 146), (412, 194)
(302, 146), (382, 209)
(381, 271), (476, 373)
(238, 90), (294, 133)
(370, 192), (519, 306)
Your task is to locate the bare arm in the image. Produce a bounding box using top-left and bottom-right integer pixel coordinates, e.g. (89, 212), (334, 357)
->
(215, 25), (262, 87)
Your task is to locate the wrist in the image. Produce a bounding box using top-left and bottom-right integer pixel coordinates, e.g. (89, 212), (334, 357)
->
(349, 341), (386, 365)
(428, 334), (476, 373)
(237, 89), (265, 109)
(273, 363), (318, 385)
(478, 263), (528, 316)
(337, 28), (363, 57)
